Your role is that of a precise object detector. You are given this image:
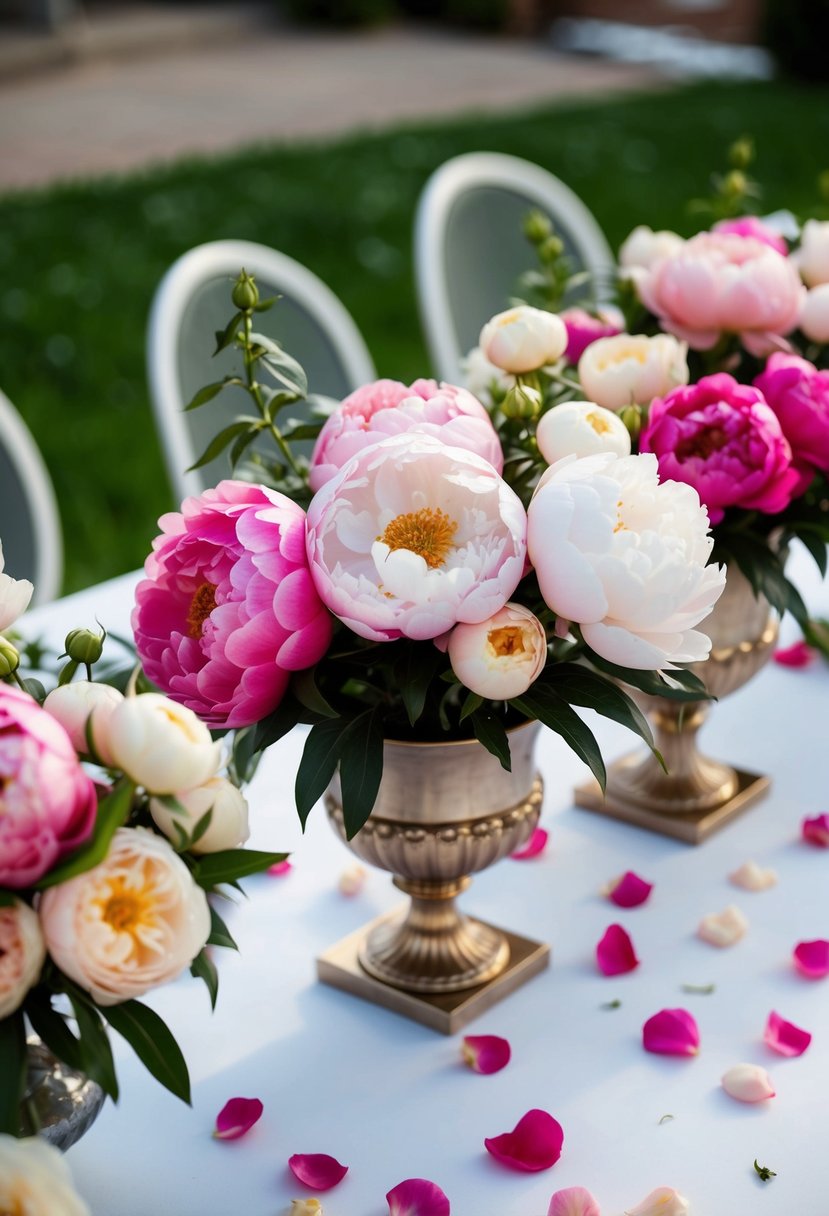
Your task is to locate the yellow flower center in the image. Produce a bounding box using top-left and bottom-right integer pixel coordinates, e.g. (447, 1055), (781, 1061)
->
(100, 875), (154, 936)
(614, 498), (627, 533)
(379, 507), (457, 570)
(585, 409), (612, 435)
(488, 626), (526, 658)
(186, 581), (217, 639)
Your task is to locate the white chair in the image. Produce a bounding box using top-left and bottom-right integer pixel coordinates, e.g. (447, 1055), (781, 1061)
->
(147, 240), (376, 502)
(0, 388), (62, 605)
(415, 152), (615, 384)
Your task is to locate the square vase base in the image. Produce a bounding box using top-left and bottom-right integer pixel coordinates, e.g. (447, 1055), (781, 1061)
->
(317, 909), (550, 1035)
(574, 763), (771, 844)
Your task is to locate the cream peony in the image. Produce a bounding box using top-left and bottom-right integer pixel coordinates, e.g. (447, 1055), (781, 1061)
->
(0, 539), (33, 632)
(578, 333), (689, 412)
(0, 898), (46, 1018)
(150, 776), (250, 854)
(105, 693), (221, 794)
(463, 344), (515, 406)
(447, 603), (547, 700)
(536, 400), (631, 464)
(0, 1135), (91, 1216)
(39, 827), (210, 1006)
(527, 452), (726, 670)
(799, 283), (829, 342)
(619, 225), (684, 271)
(795, 218), (829, 287)
(43, 680), (124, 764)
(479, 305), (568, 374)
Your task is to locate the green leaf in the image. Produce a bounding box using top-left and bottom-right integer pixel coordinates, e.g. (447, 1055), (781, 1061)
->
(295, 718), (347, 827)
(583, 649), (708, 702)
(21, 677), (46, 702)
(394, 642), (445, 727)
(252, 694), (307, 752)
(513, 687), (606, 791)
(184, 379), (235, 412)
(207, 904), (238, 951)
(213, 310), (243, 355)
(258, 348), (308, 398)
(35, 780), (135, 889)
(278, 421), (325, 442)
(188, 806), (214, 849)
(230, 726), (260, 785)
(0, 889), (16, 907)
(192, 849), (288, 887)
(25, 992), (87, 1075)
(0, 1011), (26, 1134)
(470, 708), (511, 771)
(459, 691), (484, 722)
(104, 1000), (191, 1105)
(67, 992), (119, 1101)
(229, 426), (263, 470)
(253, 295), (279, 312)
(547, 664), (663, 768)
(291, 667), (338, 719)
(190, 949), (219, 1010)
(796, 528), (829, 578)
(187, 420), (260, 473)
(338, 706), (385, 839)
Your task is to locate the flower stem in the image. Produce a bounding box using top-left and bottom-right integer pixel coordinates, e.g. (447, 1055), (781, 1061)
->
(241, 311), (302, 478)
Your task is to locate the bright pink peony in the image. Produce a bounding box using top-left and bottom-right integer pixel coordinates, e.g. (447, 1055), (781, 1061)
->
(640, 374), (800, 524)
(635, 231), (804, 355)
(560, 305), (624, 365)
(309, 377), (503, 492)
(713, 216), (788, 256)
(754, 353), (829, 486)
(133, 481), (332, 729)
(0, 685), (97, 888)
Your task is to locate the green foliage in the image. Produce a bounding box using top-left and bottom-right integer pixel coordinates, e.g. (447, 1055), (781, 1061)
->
(762, 0), (829, 83)
(281, 0), (396, 26)
(103, 999), (191, 1104)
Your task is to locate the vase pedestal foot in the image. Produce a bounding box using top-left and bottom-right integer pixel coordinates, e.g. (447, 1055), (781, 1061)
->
(317, 906), (549, 1034)
(574, 760), (771, 844)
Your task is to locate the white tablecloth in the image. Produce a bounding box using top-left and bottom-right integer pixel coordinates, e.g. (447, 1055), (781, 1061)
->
(22, 550), (829, 1216)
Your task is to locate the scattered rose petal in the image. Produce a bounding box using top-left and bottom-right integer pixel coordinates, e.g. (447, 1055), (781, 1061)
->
(288, 1154), (349, 1191)
(802, 813), (829, 847)
(268, 860), (293, 877)
(625, 1187), (690, 1215)
(773, 639), (816, 667)
(462, 1034), (511, 1075)
(547, 1185), (601, 1216)
(793, 939), (829, 978)
(511, 827), (549, 860)
(484, 1108), (564, 1172)
(728, 861), (777, 891)
(642, 1008), (700, 1056)
(764, 1010), (812, 1057)
(338, 865), (366, 896)
(603, 870), (653, 908)
(213, 1096), (263, 1140)
(386, 1178), (451, 1216)
(721, 1063), (775, 1102)
(596, 924), (639, 976)
(291, 1202), (323, 1216)
(697, 904), (748, 947)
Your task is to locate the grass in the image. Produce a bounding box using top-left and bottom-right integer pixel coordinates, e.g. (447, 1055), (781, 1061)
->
(2, 77), (829, 592)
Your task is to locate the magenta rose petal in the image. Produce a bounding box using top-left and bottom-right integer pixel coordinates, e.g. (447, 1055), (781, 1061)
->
(484, 1109), (564, 1172)
(213, 1097), (263, 1141)
(547, 1186), (602, 1216)
(386, 1178), (451, 1216)
(764, 1010), (812, 1057)
(606, 871), (653, 908)
(511, 828), (549, 861)
(288, 1153), (349, 1191)
(642, 1008), (700, 1056)
(596, 924), (639, 976)
(802, 813), (829, 847)
(268, 859), (293, 877)
(793, 939), (829, 978)
(773, 640), (816, 668)
(461, 1034), (511, 1075)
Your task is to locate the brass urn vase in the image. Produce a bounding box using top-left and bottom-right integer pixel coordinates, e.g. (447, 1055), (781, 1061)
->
(317, 721), (549, 1032)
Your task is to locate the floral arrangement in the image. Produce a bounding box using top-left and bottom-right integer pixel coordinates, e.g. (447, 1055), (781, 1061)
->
(0, 551), (284, 1137)
(128, 269), (728, 843)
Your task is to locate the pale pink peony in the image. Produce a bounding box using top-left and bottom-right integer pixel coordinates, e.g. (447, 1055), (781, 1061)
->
(0, 899), (46, 1018)
(635, 230), (804, 355)
(754, 353), (829, 484)
(306, 432), (527, 643)
(794, 218), (829, 287)
(133, 481), (331, 729)
(309, 378), (503, 492)
(560, 305), (624, 364)
(640, 374), (800, 525)
(799, 284), (829, 343)
(0, 685), (98, 889)
(714, 215), (788, 255)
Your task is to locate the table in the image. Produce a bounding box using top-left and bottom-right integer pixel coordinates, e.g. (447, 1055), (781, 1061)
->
(23, 548), (829, 1216)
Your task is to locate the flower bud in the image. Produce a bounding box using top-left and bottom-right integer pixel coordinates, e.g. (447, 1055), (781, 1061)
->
(501, 384), (541, 420)
(618, 403), (643, 442)
(724, 169), (747, 198)
(0, 636), (20, 676)
(729, 136), (754, 170)
(150, 776), (249, 854)
(536, 400), (630, 464)
(480, 306), (568, 374)
(523, 209), (552, 245)
(231, 269), (259, 311)
(43, 680), (124, 764)
(448, 604), (547, 700)
(539, 235), (565, 263)
(64, 627), (104, 666)
(106, 693), (221, 795)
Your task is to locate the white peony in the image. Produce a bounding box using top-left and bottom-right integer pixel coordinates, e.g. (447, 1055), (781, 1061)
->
(0, 898), (46, 1019)
(447, 603), (547, 700)
(536, 400), (631, 464)
(150, 776), (250, 854)
(43, 680), (124, 764)
(479, 305), (568, 374)
(0, 539), (33, 632)
(794, 218), (829, 286)
(799, 283), (829, 342)
(0, 1135), (91, 1216)
(105, 693), (221, 794)
(619, 224), (685, 272)
(527, 452), (726, 670)
(462, 344), (515, 406)
(578, 333), (689, 412)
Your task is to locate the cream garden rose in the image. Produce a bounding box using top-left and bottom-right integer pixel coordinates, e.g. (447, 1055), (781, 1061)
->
(479, 305), (568, 374)
(447, 603), (547, 700)
(0, 898), (46, 1018)
(578, 333), (689, 412)
(39, 827), (210, 1006)
(536, 400), (631, 464)
(0, 1135), (90, 1216)
(150, 776), (250, 854)
(105, 692), (221, 794)
(43, 680), (124, 764)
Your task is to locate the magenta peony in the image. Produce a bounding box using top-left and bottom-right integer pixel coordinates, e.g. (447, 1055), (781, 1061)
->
(640, 374), (801, 524)
(713, 215), (788, 255)
(0, 684), (98, 888)
(132, 481), (332, 729)
(559, 305), (624, 365)
(309, 377), (503, 492)
(754, 353), (829, 485)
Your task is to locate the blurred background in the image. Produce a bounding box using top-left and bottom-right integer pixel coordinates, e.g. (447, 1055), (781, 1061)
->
(1, 0), (827, 591)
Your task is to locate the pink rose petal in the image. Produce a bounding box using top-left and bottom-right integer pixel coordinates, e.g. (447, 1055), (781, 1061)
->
(484, 1108), (564, 1172)
(596, 924), (639, 976)
(268, 859), (293, 877)
(461, 1034), (511, 1075)
(605, 870), (653, 908)
(548, 1186), (602, 1216)
(802, 813), (829, 847)
(773, 639), (816, 667)
(764, 1010), (812, 1057)
(642, 1008), (700, 1056)
(386, 1178), (451, 1216)
(511, 827), (549, 860)
(288, 1153), (349, 1191)
(213, 1096), (263, 1140)
(793, 939), (829, 978)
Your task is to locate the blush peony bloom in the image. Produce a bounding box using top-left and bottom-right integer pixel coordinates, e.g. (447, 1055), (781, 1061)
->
(536, 401), (631, 464)
(799, 284), (829, 343)
(0, 898), (46, 1018)
(640, 374), (800, 525)
(133, 481), (332, 729)
(635, 230), (804, 355)
(754, 353), (829, 483)
(0, 539), (33, 631)
(0, 1136), (90, 1216)
(306, 433), (527, 643)
(794, 218), (829, 287)
(43, 681), (124, 764)
(714, 215), (788, 255)
(309, 378), (503, 492)
(447, 603), (547, 700)
(527, 452), (725, 670)
(0, 685), (98, 889)
(150, 776), (249, 854)
(560, 305), (624, 365)
(479, 305), (568, 373)
(39, 827), (210, 1006)
(578, 334), (689, 413)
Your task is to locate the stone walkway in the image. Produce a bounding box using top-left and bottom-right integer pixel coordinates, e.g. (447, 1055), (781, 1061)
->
(0, 7), (663, 192)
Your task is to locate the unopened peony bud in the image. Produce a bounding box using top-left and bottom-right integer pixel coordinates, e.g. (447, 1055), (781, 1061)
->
(0, 636), (20, 676)
(480, 306), (567, 374)
(523, 209), (552, 244)
(231, 269), (258, 311)
(448, 604), (547, 700)
(618, 403), (643, 442)
(150, 776), (249, 854)
(724, 169), (747, 199)
(64, 627), (104, 666)
(729, 136), (754, 170)
(536, 400), (630, 464)
(43, 680), (124, 764)
(106, 693), (221, 794)
(501, 384), (541, 420)
(539, 235), (565, 262)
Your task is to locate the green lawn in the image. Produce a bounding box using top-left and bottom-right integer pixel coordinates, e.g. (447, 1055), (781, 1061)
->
(3, 78), (829, 592)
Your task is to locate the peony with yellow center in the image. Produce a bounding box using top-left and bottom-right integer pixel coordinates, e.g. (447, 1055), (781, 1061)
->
(0, 1136), (90, 1216)
(536, 400), (631, 465)
(447, 604), (547, 700)
(105, 692), (221, 795)
(578, 333), (689, 413)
